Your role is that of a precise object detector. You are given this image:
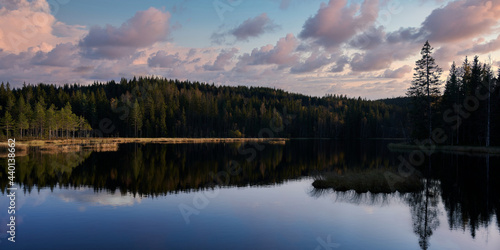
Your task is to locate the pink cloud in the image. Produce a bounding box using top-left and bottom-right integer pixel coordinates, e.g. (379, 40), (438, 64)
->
(349, 40), (418, 72)
(79, 7), (171, 59)
(203, 48), (238, 71)
(235, 33), (298, 71)
(147, 51), (181, 68)
(380, 65), (412, 78)
(299, 0), (379, 49)
(0, 0), (82, 53)
(422, 0), (500, 43)
(459, 34), (500, 55)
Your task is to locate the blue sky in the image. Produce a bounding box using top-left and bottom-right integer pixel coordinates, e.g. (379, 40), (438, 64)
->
(0, 0), (499, 99)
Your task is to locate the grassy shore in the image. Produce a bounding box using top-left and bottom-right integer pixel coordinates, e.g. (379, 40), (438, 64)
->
(0, 137), (288, 155)
(388, 142), (500, 155)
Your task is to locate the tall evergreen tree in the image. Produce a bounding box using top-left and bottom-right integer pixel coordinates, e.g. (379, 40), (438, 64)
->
(441, 62), (460, 144)
(130, 99), (143, 137)
(407, 41), (442, 139)
(1, 111), (14, 138)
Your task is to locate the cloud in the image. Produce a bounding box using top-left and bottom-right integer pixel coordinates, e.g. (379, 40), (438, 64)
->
(0, 49), (31, 69)
(31, 42), (78, 67)
(380, 65), (412, 78)
(330, 56), (350, 73)
(235, 33), (298, 71)
(0, 0), (82, 53)
(231, 13), (278, 41)
(421, 0), (500, 43)
(203, 48), (238, 71)
(211, 13), (278, 44)
(147, 50), (181, 68)
(348, 27), (421, 73)
(459, 34), (500, 55)
(79, 7), (171, 59)
(349, 26), (386, 50)
(327, 79), (409, 99)
(386, 27), (423, 43)
(299, 0), (379, 49)
(349, 41), (417, 72)
(290, 52), (334, 74)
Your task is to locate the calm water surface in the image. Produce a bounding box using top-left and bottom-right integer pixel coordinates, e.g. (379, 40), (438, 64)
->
(1, 140), (499, 249)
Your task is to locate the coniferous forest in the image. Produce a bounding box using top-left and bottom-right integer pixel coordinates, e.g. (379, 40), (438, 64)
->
(406, 41), (500, 146)
(0, 49), (499, 146)
(0, 78), (407, 140)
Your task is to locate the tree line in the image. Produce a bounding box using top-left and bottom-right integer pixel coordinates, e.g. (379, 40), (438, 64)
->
(0, 84), (91, 139)
(407, 41), (500, 146)
(0, 77), (407, 139)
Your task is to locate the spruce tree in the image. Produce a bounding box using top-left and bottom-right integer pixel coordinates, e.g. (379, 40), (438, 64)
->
(441, 62), (460, 144)
(407, 41), (442, 139)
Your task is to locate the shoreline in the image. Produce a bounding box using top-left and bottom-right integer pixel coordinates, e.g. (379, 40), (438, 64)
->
(388, 143), (500, 155)
(0, 137), (288, 155)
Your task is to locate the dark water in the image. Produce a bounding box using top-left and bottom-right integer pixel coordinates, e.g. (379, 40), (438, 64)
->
(0, 140), (499, 249)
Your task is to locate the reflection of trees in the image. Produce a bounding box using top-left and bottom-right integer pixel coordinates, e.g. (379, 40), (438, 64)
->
(2, 140), (500, 240)
(0, 151), (92, 193)
(1, 140), (398, 196)
(435, 153), (499, 238)
(311, 151), (500, 249)
(310, 188), (399, 206)
(406, 177), (441, 250)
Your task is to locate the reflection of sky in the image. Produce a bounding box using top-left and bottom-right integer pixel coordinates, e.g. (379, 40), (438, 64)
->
(55, 188), (142, 208)
(0, 179), (499, 249)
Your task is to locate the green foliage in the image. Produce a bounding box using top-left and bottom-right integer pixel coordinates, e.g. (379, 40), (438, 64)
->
(1, 111), (14, 137)
(0, 77), (408, 140)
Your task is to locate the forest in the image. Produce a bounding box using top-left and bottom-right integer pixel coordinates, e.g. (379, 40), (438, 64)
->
(406, 41), (500, 146)
(0, 43), (499, 146)
(0, 77), (407, 140)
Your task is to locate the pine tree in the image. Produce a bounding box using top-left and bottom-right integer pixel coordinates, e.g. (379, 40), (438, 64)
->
(407, 41), (442, 139)
(1, 111), (14, 138)
(441, 62), (460, 144)
(18, 112), (28, 138)
(130, 99), (142, 137)
(34, 101), (46, 138)
(46, 105), (56, 139)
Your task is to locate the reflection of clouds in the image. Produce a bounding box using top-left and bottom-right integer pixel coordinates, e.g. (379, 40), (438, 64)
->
(55, 189), (142, 207)
(363, 206), (375, 215)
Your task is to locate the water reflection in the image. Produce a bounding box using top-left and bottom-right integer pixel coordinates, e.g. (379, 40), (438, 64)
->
(56, 189), (142, 207)
(311, 150), (500, 250)
(0, 140), (499, 249)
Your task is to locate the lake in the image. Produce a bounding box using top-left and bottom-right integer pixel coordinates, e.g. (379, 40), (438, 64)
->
(1, 140), (499, 249)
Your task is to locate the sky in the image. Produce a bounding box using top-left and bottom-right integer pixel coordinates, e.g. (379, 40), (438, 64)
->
(1, 0), (500, 99)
